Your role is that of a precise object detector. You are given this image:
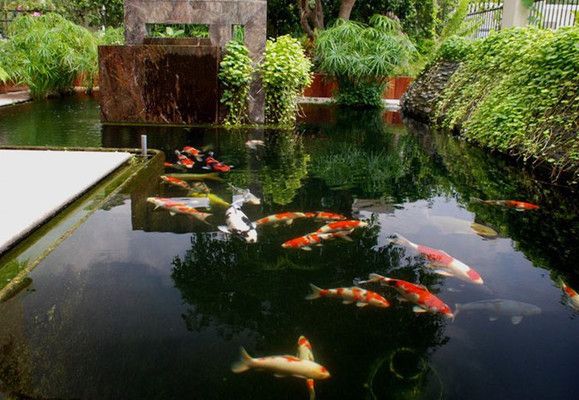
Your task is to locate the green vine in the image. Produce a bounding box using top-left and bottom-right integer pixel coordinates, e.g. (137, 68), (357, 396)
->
(434, 27), (579, 183)
(261, 35), (313, 127)
(218, 40), (254, 126)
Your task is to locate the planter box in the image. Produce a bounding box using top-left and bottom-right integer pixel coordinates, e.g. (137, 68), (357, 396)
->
(303, 74), (413, 100)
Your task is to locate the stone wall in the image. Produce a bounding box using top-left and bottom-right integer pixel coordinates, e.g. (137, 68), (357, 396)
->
(400, 61), (460, 124)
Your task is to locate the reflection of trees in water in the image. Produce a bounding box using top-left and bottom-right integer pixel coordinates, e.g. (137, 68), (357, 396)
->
(171, 220), (448, 398)
(259, 131), (310, 206)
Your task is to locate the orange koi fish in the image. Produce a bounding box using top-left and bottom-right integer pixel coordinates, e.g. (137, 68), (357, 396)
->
(255, 212), (309, 226)
(297, 336), (316, 400)
(366, 274), (453, 318)
(175, 151), (195, 169)
(203, 156), (231, 173)
(282, 231), (352, 251)
(163, 162), (186, 171)
(304, 211), (348, 221)
(306, 284), (390, 308)
(160, 175), (190, 190)
(562, 282), (579, 311)
(471, 197), (539, 211)
(395, 234), (484, 285)
(147, 197), (187, 210)
(231, 348), (331, 380)
(182, 146), (202, 157)
(317, 220), (368, 234)
(165, 204), (211, 224)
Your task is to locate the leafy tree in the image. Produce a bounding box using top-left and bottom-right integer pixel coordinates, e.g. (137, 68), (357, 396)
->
(53, 0), (124, 28)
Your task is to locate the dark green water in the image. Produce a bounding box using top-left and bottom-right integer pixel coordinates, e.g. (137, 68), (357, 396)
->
(0, 98), (578, 400)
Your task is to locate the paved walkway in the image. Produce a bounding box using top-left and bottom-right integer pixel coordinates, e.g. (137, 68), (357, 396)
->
(0, 91), (31, 107)
(298, 96), (401, 110)
(0, 149), (132, 254)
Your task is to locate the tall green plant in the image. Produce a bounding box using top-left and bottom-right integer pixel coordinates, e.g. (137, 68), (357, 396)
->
(315, 15), (417, 107)
(2, 13), (98, 98)
(219, 41), (254, 126)
(261, 35), (312, 126)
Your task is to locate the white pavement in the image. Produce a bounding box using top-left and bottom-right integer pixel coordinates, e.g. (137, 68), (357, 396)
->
(0, 91), (31, 107)
(0, 149), (132, 254)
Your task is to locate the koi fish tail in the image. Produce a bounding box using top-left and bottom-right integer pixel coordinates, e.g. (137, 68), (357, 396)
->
(307, 379), (316, 400)
(231, 347), (253, 373)
(305, 284), (323, 300)
(454, 304), (462, 319)
(194, 213), (212, 226)
(392, 233), (411, 247)
(368, 273), (390, 286)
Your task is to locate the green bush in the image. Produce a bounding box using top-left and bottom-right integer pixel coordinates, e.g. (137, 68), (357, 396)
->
(315, 15), (417, 107)
(261, 35), (312, 126)
(219, 41), (254, 126)
(434, 27), (579, 182)
(97, 27), (125, 45)
(433, 35), (473, 63)
(2, 13), (99, 98)
(53, 0), (124, 28)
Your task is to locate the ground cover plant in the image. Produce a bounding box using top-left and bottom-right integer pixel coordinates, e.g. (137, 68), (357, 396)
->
(434, 26), (579, 183)
(315, 15), (416, 107)
(2, 13), (99, 98)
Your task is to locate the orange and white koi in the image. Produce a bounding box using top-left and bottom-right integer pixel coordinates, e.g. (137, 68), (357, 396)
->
(395, 234), (484, 285)
(471, 197), (539, 211)
(282, 231), (352, 251)
(164, 204), (211, 224)
(182, 146), (203, 157)
(163, 162), (186, 171)
(255, 212), (309, 226)
(365, 274), (453, 318)
(175, 151), (195, 169)
(231, 347), (331, 380)
(147, 197), (187, 210)
(562, 282), (579, 311)
(203, 156), (231, 173)
(304, 211), (348, 221)
(317, 220), (368, 234)
(306, 284), (390, 308)
(297, 336), (316, 400)
(160, 175), (190, 190)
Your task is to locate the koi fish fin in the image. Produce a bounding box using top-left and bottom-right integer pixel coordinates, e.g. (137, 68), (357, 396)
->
(307, 379), (316, 400)
(433, 269), (454, 277)
(301, 246), (312, 251)
(169, 212), (176, 216)
(413, 306), (427, 313)
(511, 316), (523, 325)
(356, 302), (368, 307)
(274, 374), (288, 378)
(368, 273), (389, 285)
(202, 166), (212, 170)
(397, 296), (409, 302)
(305, 284), (323, 300)
(154, 205), (161, 210)
(342, 300), (354, 305)
(231, 347), (253, 373)
(338, 233), (353, 242)
(393, 233), (411, 246)
(217, 226), (230, 234)
(192, 213), (212, 226)
(284, 219), (294, 225)
(489, 316), (498, 322)
(454, 304), (461, 318)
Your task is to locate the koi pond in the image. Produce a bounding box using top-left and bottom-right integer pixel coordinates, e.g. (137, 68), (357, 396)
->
(0, 98), (578, 400)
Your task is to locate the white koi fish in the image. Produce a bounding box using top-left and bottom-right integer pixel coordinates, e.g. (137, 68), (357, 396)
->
(218, 200), (257, 243)
(297, 336), (316, 400)
(454, 299), (541, 325)
(231, 348), (331, 380)
(395, 234), (484, 285)
(229, 184), (261, 205)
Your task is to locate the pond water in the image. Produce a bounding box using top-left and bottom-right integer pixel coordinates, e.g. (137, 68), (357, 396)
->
(0, 98), (578, 400)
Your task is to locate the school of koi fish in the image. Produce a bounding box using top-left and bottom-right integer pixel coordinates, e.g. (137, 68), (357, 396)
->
(148, 144), (576, 400)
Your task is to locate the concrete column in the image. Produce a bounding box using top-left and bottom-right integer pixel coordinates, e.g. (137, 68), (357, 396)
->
(502, 0), (530, 28)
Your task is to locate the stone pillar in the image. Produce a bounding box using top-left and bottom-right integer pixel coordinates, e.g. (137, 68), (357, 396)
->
(245, 5), (267, 124)
(502, 0), (530, 29)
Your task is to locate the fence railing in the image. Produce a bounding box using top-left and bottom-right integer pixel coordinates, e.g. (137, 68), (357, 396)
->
(529, 0), (579, 29)
(466, 2), (504, 38)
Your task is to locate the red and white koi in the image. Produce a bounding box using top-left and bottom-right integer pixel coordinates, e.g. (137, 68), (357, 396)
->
(395, 234), (484, 285)
(163, 162), (186, 171)
(305, 284), (390, 308)
(255, 212), (309, 226)
(147, 197), (211, 223)
(282, 231), (352, 251)
(231, 347), (331, 380)
(160, 175), (190, 190)
(203, 156), (231, 173)
(303, 211), (348, 221)
(147, 197), (186, 210)
(175, 150), (195, 169)
(182, 146), (203, 158)
(562, 282), (579, 311)
(297, 336), (316, 400)
(317, 220), (368, 234)
(471, 197), (539, 211)
(365, 274), (453, 318)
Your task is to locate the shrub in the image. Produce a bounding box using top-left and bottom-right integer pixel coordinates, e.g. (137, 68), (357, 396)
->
(315, 15), (417, 107)
(219, 41), (254, 126)
(261, 35), (312, 126)
(97, 27), (125, 45)
(2, 13), (99, 98)
(434, 27), (579, 182)
(433, 35), (473, 63)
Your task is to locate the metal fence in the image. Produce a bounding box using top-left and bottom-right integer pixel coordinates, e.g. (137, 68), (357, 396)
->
(466, 2), (504, 38)
(529, 0), (579, 29)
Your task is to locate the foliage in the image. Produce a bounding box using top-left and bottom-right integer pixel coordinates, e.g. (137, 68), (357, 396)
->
(147, 24), (209, 38)
(2, 13), (98, 97)
(0, 40), (9, 82)
(316, 15), (416, 107)
(434, 27), (579, 182)
(53, 0), (124, 28)
(96, 26), (124, 45)
(219, 41), (254, 126)
(431, 35), (473, 63)
(3, 0), (55, 11)
(261, 35), (312, 126)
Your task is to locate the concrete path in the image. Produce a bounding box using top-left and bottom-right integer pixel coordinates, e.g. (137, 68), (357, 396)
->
(0, 91), (31, 107)
(0, 149), (132, 254)
(298, 96), (401, 110)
